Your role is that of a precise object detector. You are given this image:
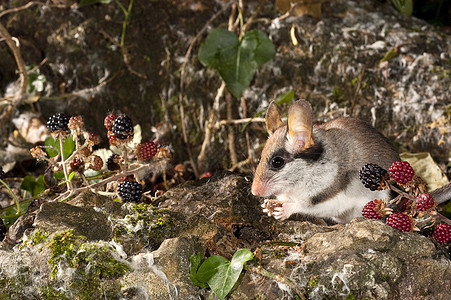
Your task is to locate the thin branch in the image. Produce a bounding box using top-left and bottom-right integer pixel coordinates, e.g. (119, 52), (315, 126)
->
(0, 21), (28, 131)
(178, 0), (235, 178)
(0, 1), (43, 19)
(215, 117), (265, 128)
(197, 82), (226, 171)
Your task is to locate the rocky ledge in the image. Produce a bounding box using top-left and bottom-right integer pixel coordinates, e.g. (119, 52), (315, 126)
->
(1, 174), (450, 299)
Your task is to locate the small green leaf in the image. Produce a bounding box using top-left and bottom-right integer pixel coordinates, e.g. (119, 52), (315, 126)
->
(20, 175), (45, 197)
(199, 29), (275, 98)
(190, 253), (209, 288)
(44, 136), (75, 158)
(391, 0), (413, 16)
(275, 90), (295, 106)
(195, 249), (254, 299)
(78, 0), (113, 7)
(68, 172), (75, 181)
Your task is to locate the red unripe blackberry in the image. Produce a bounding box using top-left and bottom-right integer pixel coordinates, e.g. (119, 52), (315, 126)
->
(104, 114), (118, 131)
(47, 113), (70, 133)
(136, 141), (157, 161)
(389, 160), (415, 184)
(386, 213), (412, 232)
(117, 180), (143, 203)
(107, 131), (120, 146)
(0, 218), (6, 241)
(0, 166), (5, 180)
(112, 115), (134, 140)
(415, 193), (435, 211)
(359, 163), (387, 191)
(433, 223), (451, 244)
(362, 200), (384, 219)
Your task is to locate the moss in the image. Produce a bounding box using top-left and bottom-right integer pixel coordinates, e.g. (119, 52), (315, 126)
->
(113, 203), (175, 249)
(40, 285), (70, 300)
(309, 276), (319, 287)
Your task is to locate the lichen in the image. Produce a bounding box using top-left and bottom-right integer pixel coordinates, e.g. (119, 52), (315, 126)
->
(113, 203), (175, 249)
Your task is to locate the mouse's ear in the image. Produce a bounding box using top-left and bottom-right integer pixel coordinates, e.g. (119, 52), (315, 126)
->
(265, 101), (283, 136)
(287, 100), (314, 152)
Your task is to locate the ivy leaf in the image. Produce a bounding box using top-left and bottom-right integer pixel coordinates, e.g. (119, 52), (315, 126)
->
(195, 249), (253, 299)
(44, 136), (75, 158)
(20, 175), (45, 197)
(189, 253), (209, 288)
(199, 29), (275, 98)
(391, 0), (413, 16)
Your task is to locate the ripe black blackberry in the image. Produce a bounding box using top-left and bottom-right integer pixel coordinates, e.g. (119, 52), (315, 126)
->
(47, 113), (70, 133)
(0, 218), (6, 241)
(0, 166), (5, 180)
(359, 163), (387, 191)
(107, 154), (121, 171)
(117, 180), (143, 203)
(112, 115), (134, 140)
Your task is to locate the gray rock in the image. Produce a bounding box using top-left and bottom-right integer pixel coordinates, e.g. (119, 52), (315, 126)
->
(34, 202), (113, 241)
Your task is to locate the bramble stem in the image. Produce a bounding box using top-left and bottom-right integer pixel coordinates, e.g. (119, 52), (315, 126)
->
(59, 137), (73, 192)
(0, 179), (21, 215)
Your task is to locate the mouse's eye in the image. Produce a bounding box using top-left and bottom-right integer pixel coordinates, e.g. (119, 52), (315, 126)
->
(270, 156), (285, 170)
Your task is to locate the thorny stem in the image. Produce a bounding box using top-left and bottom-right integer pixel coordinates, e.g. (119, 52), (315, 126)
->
(59, 136), (73, 192)
(52, 159), (169, 202)
(0, 179), (21, 215)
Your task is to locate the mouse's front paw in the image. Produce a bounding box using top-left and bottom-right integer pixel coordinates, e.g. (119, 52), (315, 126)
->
(262, 199), (293, 220)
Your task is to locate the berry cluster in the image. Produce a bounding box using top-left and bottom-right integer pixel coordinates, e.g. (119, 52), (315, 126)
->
(360, 160), (451, 245)
(104, 114), (134, 144)
(47, 113), (70, 135)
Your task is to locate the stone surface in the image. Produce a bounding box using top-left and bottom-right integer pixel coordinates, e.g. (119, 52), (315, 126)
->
(1, 174), (450, 299)
(34, 202), (113, 241)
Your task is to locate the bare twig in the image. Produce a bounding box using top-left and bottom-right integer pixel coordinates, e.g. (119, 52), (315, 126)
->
(226, 93), (238, 167)
(0, 1), (43, 19)
(0, 21), (28, 131)
(178, 0), (235, 177)
(197, 82), (226, 171)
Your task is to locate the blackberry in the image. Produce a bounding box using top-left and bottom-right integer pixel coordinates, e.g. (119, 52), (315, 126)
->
(359, 163), (387, 191)
(107, 154), (121, 171)
(112, 115), (134, 140)
(47, 113), (70, 133)
(0, 218), (6, 241)
(136, 140), (157, 161)
(362, 199), (384, 219)
(415, 193), (435, 211)
(117, 180), (143, 203)
(104, 114), (118, 131)
(433, 223), (451, 244)
(386, 213), (412, 232)
(0, 166), (4, 180)
(389, 160), (415, 184)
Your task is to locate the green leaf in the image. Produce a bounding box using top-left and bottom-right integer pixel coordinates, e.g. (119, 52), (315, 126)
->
(189, 253), (209, 288)
(20, 175), (45, 197)
(78, 0), (113, 7)
(44, 136), (75, 158)
(391, 0), (413, 16)
(195, 249), (253, 299)
(68, 172), (75, 181)
(199, 29), (275, 98)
